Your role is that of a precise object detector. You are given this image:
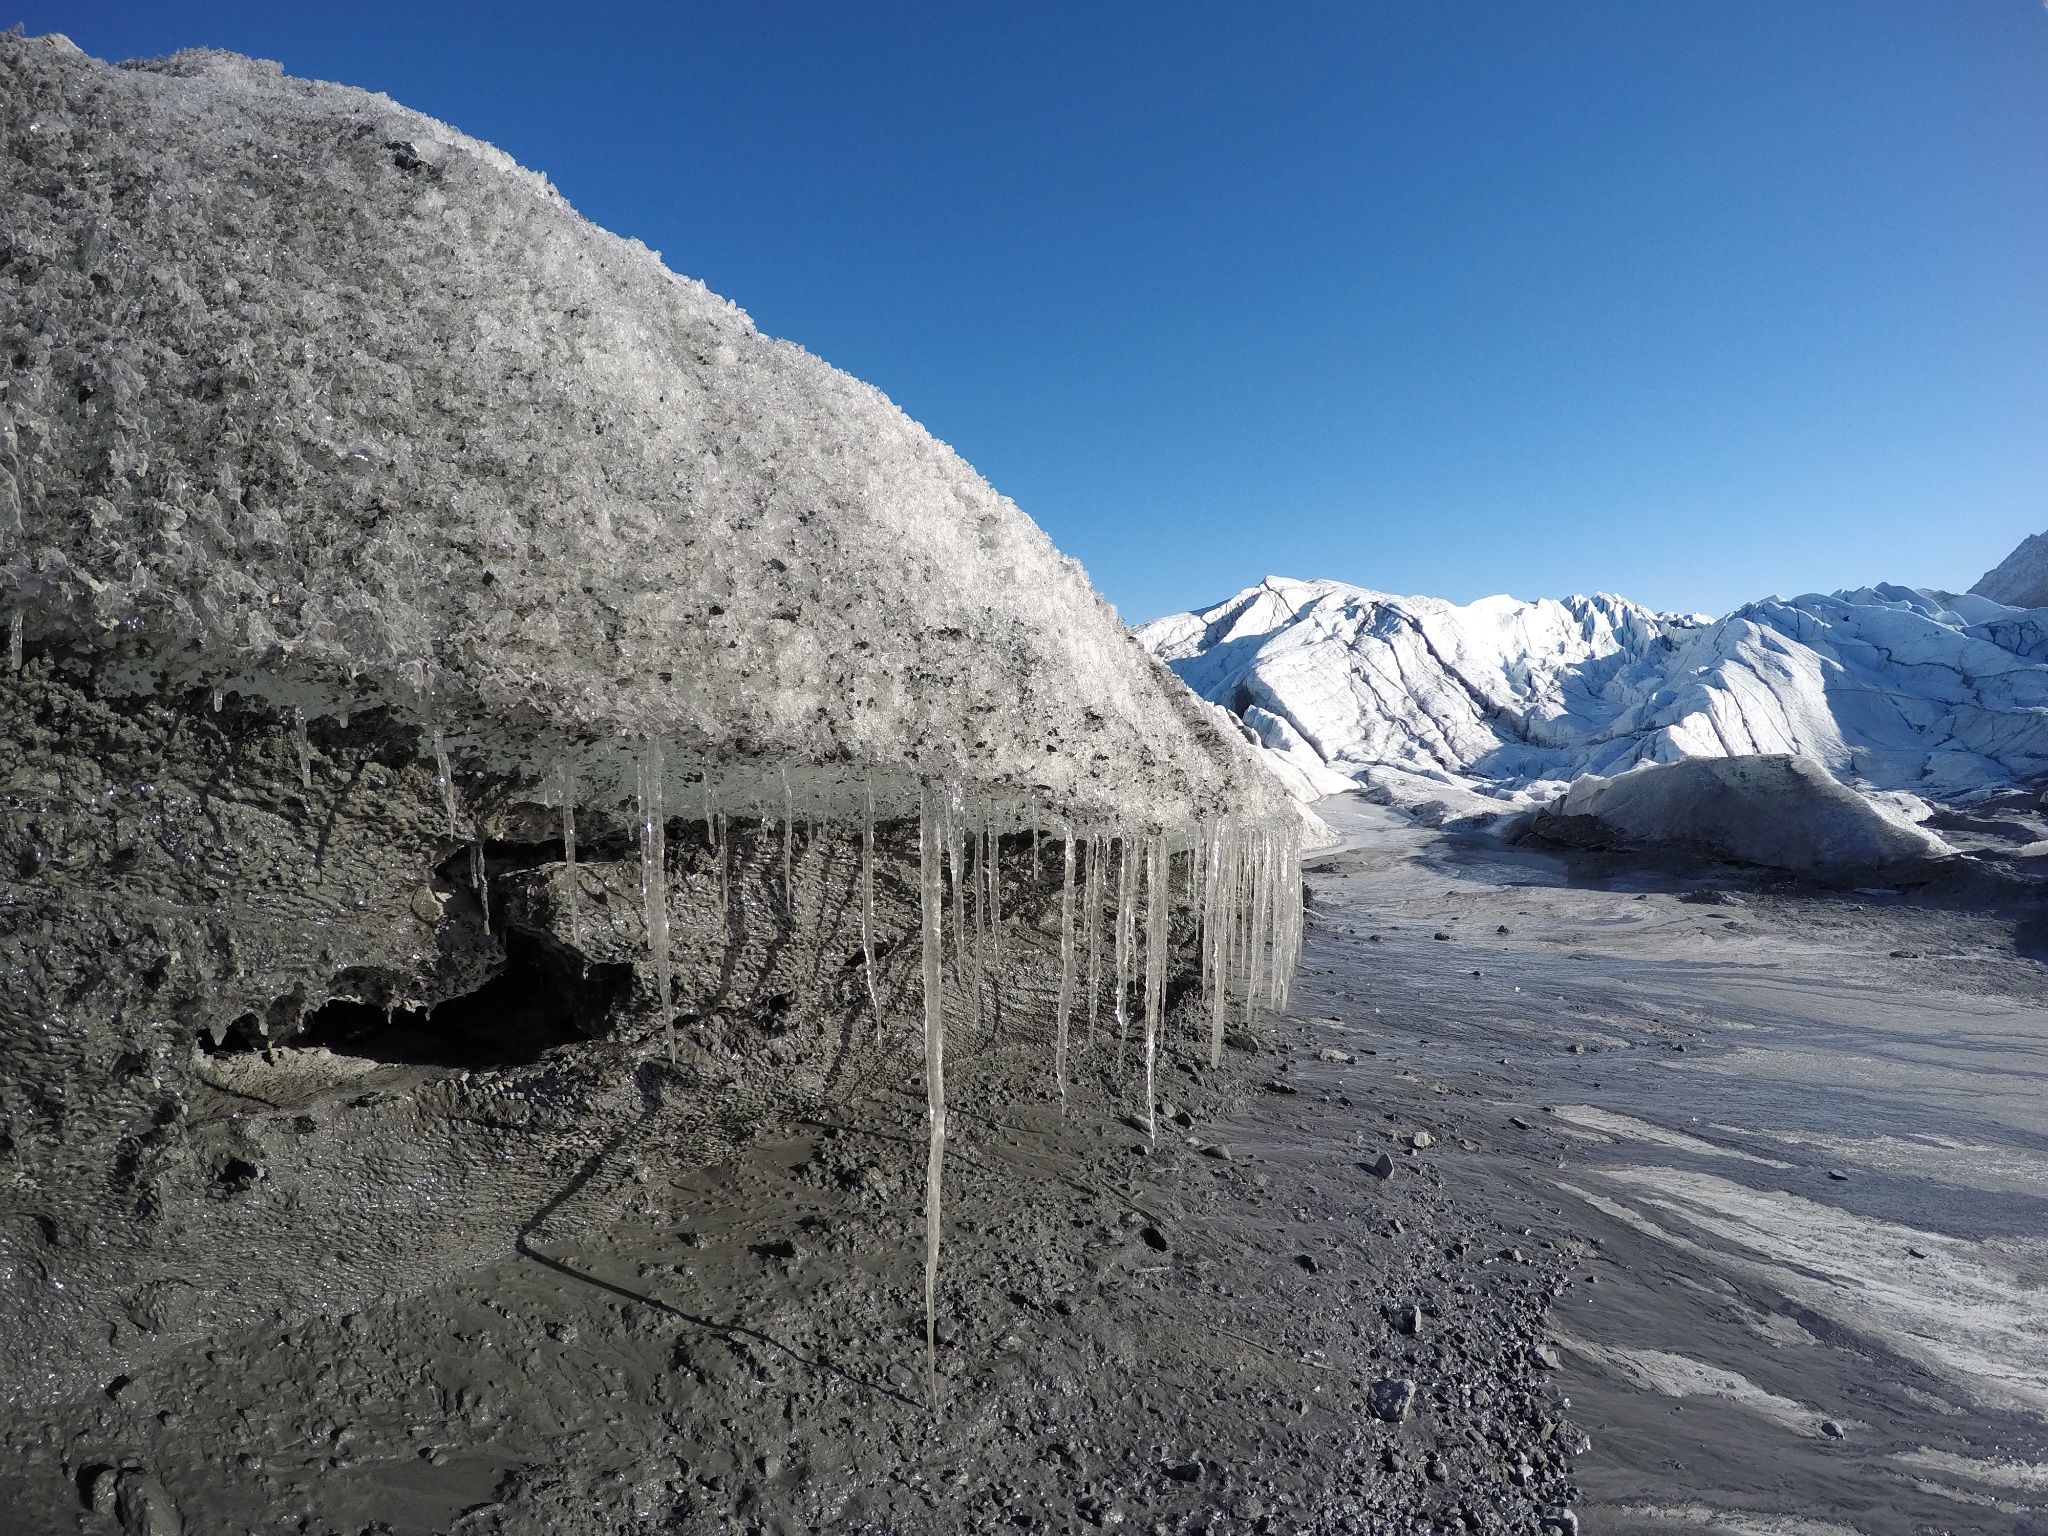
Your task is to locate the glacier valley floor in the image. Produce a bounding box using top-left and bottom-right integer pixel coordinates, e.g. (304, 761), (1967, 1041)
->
(1300, 795), (2048, 1535)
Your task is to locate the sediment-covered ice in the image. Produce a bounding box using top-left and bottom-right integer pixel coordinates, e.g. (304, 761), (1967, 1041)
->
(1527, 755), (1955, 872)
(1138, 574), (2048, 806)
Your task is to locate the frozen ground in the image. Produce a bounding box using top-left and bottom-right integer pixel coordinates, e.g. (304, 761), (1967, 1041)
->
(1298, 794), (2048, 1535)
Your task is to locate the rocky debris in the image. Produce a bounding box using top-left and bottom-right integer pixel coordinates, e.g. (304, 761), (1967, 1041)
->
(1368, 1377), (1417, 1422)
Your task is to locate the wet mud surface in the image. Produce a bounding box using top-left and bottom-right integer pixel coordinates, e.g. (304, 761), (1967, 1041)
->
(1299, 796), (2048, 1536)
(10, 788), (2047, 1534)
(0, 1027), (1580, 1535)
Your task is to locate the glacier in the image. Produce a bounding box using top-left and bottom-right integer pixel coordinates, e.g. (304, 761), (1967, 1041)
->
(1136, 574), (2048, 809)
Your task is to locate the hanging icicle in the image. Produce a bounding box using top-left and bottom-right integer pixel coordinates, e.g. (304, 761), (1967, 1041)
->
(431, 726), (458, 836)
(1083, 832), (1105, 1044)
(469, 836), (490, 935)
(1245, 831), (1271, 1030)
(1206, 818), (1231, 1068)
(638, 745), (674, 1063)
(862, 775), (880, 1039)
(1055, 829), (1076, 1111)
(781, 767), (795, 924)
(921, 780), (954, 1414)
(4, 611), (19, 672)
(557, 760), (581, 953)
(1142, 833), (1166, 1142)
(1112, 833), (1137, 1059)
(986, 821), (1002, 962)
(290, 706), (311, 790)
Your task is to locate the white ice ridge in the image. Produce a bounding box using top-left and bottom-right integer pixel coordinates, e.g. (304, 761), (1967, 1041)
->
(1136, 574), (2048, 805)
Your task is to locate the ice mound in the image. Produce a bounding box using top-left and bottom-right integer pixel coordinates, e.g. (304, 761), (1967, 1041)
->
(0, 36), (1325, 1433)
(0, 34), (1286, 834)
(1138, 575), (2048, 806)
(1525, 755), (1955, 872)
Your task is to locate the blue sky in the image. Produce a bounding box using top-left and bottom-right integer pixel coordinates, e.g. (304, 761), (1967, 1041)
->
(23, 2), (2048, 621)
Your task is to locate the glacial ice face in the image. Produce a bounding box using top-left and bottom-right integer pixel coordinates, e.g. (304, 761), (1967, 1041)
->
(0, 34), (1288, 838)
(1137, 575), (2048, 804)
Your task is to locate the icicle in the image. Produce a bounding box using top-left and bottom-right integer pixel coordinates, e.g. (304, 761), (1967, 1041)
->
(862, 775), (880, 1039)
(1142, 834), (1166, 1142)
(956, 803), (983, 1023)
(557, 761), (581, 952)
(1206, 818), (1230, 1068)
(922, 781), (955, 1414)
(5, 611), (19, 672)
(469, 836), (490, 934)
(1054, 829), (1076, 1111)
(432, 726), (457, 836)
(1112, 833), (1138, 1058)
(781, 768), (795, 924)
(985, 822), (1002, 961)
(210, 687), (223, 713)
(290, 706), (311, 789)
(1245, 832), (1271, 1030)
(1082, 833), (1105, 1044)
(638, 745), (673, 1063)
(1032, 826), (1041, 882)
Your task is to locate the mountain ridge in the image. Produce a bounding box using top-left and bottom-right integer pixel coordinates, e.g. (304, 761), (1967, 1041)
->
(1136, 571), (2048, 807)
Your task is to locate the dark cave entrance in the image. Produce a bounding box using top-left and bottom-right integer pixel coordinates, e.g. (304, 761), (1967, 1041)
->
(217, 933), (633, 1070)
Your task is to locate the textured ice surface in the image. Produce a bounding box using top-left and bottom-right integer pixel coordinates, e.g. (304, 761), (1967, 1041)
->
(1139, 575), (2048, 804)
(0, 34), (1288, 835)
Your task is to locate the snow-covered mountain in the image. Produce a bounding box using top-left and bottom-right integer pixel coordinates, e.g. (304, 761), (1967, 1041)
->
(1135, 575), (2048, 808)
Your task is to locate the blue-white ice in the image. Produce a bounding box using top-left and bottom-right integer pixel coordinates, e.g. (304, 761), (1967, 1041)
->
(1137, 576), (2048, 806)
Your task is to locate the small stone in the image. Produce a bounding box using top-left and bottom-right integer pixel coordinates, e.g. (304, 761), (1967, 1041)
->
(1408, 1131), (1433, 1150)
(1541, 1513), (1580, 1536)
(1200, 1143), (1232, 1161)
(1139, 1226), (1169, 1253)
(1367, 1377), (1416, 1422)
(1820, 1419), (1844, 1438)
(114, 1470), (182, 1536)
(1265, 1080), (1299, 1096)
(409, 884), (444, 924)
(1497, 924), (1510, 934)
(1827, 1169), (1848, 1181)
(1425, 1453), (1448, 1482)
(1510, 1116), (1532, 1130)
(1433, 932), (1451, 941)
(1394, 1303), (1421, 1336)
(1534, 1343), (1562, 1369)
(84, 1466), (118, 1515)
(1568, 1043), (1584, 1055)
(1365, 1152), (1394, 1180)
(1316, 1047), (1353, 1064)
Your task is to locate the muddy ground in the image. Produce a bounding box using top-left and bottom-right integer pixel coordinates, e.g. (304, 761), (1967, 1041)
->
(1297, 795), (2048, 1536)
(12, 786), (2048, 1535)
